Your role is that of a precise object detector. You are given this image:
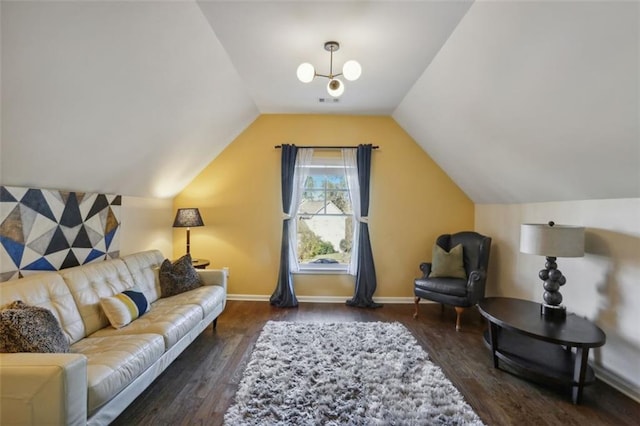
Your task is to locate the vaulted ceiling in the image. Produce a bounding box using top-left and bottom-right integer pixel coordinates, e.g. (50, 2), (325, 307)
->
(1, 1), (638, 203)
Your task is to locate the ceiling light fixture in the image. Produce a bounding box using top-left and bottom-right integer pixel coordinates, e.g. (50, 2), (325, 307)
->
(297, 41), (361, 98)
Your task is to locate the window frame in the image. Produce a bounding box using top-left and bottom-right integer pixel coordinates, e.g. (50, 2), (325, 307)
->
(295, 157), (352, 275)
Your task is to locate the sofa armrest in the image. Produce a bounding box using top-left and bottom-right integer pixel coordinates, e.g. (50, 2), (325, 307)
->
(197, 268), (228, 293)
(0, 353), (87, 426)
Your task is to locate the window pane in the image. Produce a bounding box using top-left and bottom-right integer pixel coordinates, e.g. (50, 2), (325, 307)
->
(300, 192), (326, 214)
(326, 174), (347, 189)
(297, 216), (352, 265)
(304, 175), (324, 190)
(326, 190), (351, 214)
(295, 156), (354, 268)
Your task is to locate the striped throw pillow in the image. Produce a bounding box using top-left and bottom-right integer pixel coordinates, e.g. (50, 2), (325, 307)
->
(100, 287), (150, 329)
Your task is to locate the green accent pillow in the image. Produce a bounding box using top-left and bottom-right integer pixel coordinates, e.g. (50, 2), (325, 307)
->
(429, 243), (467, 279)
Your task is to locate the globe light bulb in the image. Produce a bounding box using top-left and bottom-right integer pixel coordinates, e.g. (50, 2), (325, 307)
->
(296, 63), (315, 83)
(327, 78), (344, 97)
(342, 60), (362, 81)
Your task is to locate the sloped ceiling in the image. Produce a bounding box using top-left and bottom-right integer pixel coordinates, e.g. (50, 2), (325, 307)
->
(1, 1), (638, 203)
(394, 0), (639, 203)
(1, 1), (259, 198)
(197, 0), (473, 114)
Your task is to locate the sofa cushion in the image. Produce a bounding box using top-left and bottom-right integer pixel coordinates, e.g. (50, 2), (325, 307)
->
(159, 255), (202, 298)
(415, 277), (468, 297)
(71, 334), (164, 414)
(0, 301), (70, 353)
(121, 250), (165, 303)
(89, 302), (203, 349)
(100, 287), (150, 329)
(157, 285), (225, 317)
(61, 258), (135, 336)
(0, 272), (86, 344)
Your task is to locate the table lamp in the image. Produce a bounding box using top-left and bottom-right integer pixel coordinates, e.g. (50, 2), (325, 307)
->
(173, 208), (204, 255)
(520, 221), (585, 319)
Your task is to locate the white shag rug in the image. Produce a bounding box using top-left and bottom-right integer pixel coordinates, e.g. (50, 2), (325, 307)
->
(224, 321), (485, 425)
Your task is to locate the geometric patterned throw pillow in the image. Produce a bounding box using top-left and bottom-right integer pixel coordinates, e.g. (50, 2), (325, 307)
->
(0, 300), (70, 353)
(100, 286), (150, 329)
(159, 254), (202, 298)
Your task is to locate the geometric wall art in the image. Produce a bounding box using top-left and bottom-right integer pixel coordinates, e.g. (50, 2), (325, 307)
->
(0, 186), (121, 282)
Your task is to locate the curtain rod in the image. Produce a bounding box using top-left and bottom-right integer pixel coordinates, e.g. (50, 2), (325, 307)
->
(274, 145), (379, 150)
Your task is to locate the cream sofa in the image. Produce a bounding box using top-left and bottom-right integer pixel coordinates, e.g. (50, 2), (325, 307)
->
(0, 250), (227, 426)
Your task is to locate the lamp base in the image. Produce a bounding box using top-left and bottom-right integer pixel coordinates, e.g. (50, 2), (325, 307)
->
(541, 303), (566, 319)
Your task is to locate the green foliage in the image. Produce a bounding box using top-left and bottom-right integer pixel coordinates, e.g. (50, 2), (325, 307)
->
(316, 240), (336, 255)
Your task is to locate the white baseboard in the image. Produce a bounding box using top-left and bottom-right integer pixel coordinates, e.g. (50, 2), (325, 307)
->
(227, 294), (270, 301)
(593, 365), (640, 403)
(227, 294), (415, 304)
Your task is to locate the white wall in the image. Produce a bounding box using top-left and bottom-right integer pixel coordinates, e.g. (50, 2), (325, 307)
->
(119, 196), (173, 258)
(476, 198), (640, 400)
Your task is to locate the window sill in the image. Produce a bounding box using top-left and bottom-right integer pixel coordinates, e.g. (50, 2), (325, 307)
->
(294, 266), (350, 275)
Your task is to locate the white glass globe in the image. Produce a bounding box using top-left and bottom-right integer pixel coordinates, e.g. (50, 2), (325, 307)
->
(296, 63), (315, 83)
(342, 60), (362, 81)
(327, 78), (344, 97)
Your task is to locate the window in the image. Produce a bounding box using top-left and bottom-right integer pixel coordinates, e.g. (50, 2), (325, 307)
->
(296, 157), (353, 272)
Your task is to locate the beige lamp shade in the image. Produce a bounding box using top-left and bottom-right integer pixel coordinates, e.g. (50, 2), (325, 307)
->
(520, 223), (585, 258)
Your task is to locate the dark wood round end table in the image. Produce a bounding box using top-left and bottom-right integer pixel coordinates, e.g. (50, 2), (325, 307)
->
(478, 297), (606, 404)
(191, 258), (210, 269)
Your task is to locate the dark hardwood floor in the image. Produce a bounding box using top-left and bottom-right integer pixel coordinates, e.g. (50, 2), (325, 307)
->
(112, 301), (639, 425)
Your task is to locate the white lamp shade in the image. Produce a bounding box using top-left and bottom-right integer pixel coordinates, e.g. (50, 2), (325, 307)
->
(520, 223), (585, 258)
(342, 60), (362, 81)
(296, 62), (315, 83)
(327, 78), (344, 97)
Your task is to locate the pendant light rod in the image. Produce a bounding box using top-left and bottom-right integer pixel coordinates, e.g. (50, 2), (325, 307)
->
(314, 42), (342, 79)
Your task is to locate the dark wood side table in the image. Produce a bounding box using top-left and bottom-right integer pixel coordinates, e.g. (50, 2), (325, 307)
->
(191, 258), (210, 269)
(478, 297), (606, 404)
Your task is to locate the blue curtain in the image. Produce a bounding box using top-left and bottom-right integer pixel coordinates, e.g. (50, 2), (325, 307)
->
(270, 144), (299, 307)
(346, 144), (382, 308)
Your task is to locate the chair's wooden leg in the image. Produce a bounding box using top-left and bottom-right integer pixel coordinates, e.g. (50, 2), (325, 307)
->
(413, 297), (420, 318)
(454, 306), (465, 332)
(213, 318), (218, 329)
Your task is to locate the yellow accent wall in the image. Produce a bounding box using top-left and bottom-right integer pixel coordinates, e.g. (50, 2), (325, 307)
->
(174, 114), (473, 298)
